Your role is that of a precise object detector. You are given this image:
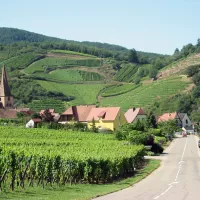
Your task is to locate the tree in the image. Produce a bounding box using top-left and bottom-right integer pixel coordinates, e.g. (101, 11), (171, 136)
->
(193, 72), (200, 85)
(91, 118), (98, 133)
(128, 49), (138, 63)
(149, 67), (158, 79)
(146, 112), (157, 128)
(197, 38), (200, 47)
(173, 48), (180, 55)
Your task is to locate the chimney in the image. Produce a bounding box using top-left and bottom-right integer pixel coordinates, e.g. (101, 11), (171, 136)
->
(133, 107), (136, 111)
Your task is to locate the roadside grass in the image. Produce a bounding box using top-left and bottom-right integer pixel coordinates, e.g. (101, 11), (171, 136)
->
(0, 159), (160, 200)
(100, 76), (191, 111)
(37, 80), (106, 105)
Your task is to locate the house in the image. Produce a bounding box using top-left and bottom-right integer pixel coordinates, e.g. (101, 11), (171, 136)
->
(59, 105), (96, 124)
(86, 107), (127, 131)
(157, 112), (182, 127)
(178, 113), (194, 133)
(157, 112), (194, 133)
(125, 108), (146, 123)
(26, 118), (42, 128)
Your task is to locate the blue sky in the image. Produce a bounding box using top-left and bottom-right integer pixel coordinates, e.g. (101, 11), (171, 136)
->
(0, 0), (200, 54)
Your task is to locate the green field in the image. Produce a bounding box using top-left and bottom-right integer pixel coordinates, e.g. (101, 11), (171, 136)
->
(101, 84), (140, 97)
(38, 81), (106, 105)
(24, 57), (101, 74)
(100, 76), (191, 110)
(34, 69), (104, 82)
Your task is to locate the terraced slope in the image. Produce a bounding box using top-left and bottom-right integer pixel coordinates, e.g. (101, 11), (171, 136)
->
(100, 76), (192, 111)
(158, 54), (200, 79)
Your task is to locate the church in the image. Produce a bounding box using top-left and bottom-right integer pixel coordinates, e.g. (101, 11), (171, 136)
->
(0, 65), (33, 118)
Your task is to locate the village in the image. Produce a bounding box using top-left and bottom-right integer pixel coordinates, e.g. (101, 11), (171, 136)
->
(0, 65), (195, 135)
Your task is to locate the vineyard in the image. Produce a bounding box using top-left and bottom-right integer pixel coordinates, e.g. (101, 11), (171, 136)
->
(24, 57), (101, 74)
(34, 69), (104, 82)
(28, 99), (66, 113)
(0, 52), (43, 70)
(100, 84), (140, 97)
(38, 81), (106, 105)
(0, 127), (145, 191)
(100, 76), (191, 110)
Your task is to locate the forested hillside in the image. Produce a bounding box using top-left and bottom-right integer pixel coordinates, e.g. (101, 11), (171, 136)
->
(1, 27), (200, 119)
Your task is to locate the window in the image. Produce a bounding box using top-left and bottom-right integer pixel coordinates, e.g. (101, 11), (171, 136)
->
(8, 97), (10, 101)
(186, 119), (188, 124)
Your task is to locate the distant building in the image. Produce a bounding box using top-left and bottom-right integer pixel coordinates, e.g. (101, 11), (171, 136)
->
(86, 107), (127, 131)
(125, 108), (146, 123)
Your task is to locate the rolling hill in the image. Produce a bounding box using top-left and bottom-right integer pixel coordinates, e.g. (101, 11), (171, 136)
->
(0, 27), (199, 114)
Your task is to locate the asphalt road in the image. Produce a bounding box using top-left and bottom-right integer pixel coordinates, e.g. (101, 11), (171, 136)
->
(94, 135), (200, 200)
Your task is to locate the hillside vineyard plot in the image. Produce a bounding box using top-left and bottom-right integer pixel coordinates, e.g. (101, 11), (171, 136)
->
(101, 77), (191, 110)
(34, 69), (104, 82)
(24, 57), (101, 74)
(0, 127), (145, 191)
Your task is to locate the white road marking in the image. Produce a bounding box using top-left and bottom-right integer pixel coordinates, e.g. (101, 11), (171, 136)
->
(153, 137), (188, 199)
(168, 181), (179, 186)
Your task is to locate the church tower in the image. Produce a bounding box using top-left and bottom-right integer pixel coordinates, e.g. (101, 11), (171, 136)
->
(0, 65), (14, 108)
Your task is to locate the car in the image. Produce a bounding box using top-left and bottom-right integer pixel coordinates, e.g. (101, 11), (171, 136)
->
(198, 140), (200, 148)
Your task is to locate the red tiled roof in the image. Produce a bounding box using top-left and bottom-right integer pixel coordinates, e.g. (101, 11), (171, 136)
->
(158, 112), (178, 122)
(86, 107), (120, 121)
(32, 118), (41, 123)
(0, 109), (17, 119)
(61, 105), (96, 122)
(125, 108), (146, 123)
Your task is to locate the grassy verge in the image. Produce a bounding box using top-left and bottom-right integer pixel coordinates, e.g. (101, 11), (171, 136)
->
(0, 159), (160, 200)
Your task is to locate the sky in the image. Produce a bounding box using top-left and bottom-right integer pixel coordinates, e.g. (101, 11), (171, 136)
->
(0, 0), (200, 55)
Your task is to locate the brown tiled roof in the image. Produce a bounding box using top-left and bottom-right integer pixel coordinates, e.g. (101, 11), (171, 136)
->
(61, 105), (96, 122)
(158, 112), (178, 122)
(0, 109), (17, 119)
(125, 108), (146, 123)
(86, 107), (120, 121)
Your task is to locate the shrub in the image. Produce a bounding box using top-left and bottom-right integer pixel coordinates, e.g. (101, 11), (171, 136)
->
(148, 128), (162, 136)
(154, 136), (167, 145)
(151, 143), (164, 154)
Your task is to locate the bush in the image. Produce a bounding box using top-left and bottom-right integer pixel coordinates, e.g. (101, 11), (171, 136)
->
(154, 136), (167, 145)
(148, 128), (162, 136)
(151, 143), (164, 154)
(129, 133), (154, 145)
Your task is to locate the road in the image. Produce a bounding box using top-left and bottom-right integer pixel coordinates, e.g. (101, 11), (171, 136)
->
(94, 135), (200, 200)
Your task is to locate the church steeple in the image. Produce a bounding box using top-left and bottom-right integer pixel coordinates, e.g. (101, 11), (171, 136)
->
(0, 65), (14, 108)
(0, 64), (12, 96)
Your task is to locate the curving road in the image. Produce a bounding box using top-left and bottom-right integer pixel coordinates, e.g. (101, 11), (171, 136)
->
(94, 135), (200, 200)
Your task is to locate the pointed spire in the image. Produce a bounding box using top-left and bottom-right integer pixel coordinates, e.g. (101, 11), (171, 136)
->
(0, 64), (12, 96)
